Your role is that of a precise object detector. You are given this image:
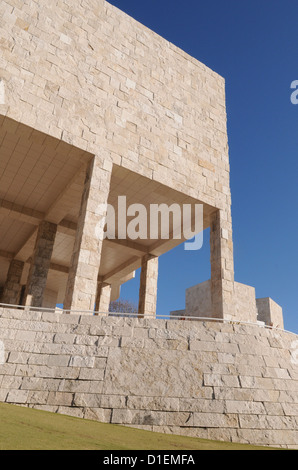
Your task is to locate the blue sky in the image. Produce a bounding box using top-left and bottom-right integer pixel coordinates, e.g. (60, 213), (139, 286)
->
(108, 0), (298, 334)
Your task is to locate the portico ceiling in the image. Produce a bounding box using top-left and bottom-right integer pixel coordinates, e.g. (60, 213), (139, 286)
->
(0, 115), (92, 290)
(0, 115), (216, 299)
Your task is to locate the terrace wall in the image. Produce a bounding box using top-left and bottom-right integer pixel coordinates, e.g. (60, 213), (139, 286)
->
(0, 307), (297, 448)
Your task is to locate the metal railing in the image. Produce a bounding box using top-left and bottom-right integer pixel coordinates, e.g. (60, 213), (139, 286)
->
(0, 302), (294, 336)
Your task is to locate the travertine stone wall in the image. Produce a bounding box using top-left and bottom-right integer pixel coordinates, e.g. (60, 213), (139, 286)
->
(0, 307), (297, 449)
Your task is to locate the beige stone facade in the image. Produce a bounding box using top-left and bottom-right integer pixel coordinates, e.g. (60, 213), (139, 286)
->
(0, 0), (293, 450)
(0, 0), (237, 319)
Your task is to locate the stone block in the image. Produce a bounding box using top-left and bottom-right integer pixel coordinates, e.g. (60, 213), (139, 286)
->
(58, 406), (85, 419)
(100, 395), (127, 409)
(120, 337), (145, 349)
(79, 368), (105, 381)
(69, 356), (95, 368)
(225, 400), (266, 415)
(1, 376), (23, 390)
(84, 407), (112, 423)
(257, 298), (284, 329)
(7, 352), (30, 364)
(133, 328), (149, 339)
(179, 398), (225, 414)
(27, 391), (50, 405)
(48, 355), (70, 368)
(73, 393), (102, 408)
(6, 389), (29, 404)
(203, 373), (240, 388)
(54, 333), (76, 344)
(127, 396), (179, 412)
(47, 392), (74, 406)
(193, 412), (239, 428)
(15, 330), (36, 342)
(58, 380), (93, 393)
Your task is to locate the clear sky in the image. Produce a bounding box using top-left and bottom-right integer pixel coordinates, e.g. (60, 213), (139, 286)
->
(108, 0), (298, 334)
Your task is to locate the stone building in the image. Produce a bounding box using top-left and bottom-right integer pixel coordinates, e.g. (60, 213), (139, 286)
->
(1, 0), (297, 450)
(0, 0), (282, 325)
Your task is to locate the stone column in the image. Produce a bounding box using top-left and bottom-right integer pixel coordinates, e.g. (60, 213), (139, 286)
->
(95, 281), (111, 314)
(138, 255), (159, 318)
(64, 155), (112, 313)
(24, 221), (57, 308)
(1, 259), (24, 305)
(210, 209), (235, 320)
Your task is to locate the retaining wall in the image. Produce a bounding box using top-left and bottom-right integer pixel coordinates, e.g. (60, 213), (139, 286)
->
(0, 306), (297, 448)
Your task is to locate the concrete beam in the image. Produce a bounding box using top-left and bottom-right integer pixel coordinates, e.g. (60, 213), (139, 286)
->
(45, 165), (86, 225)
(1, 251), (69, 275)
(103, 256), (140, 284)
(0, 199), (44, 225)
(0, 250), (14, 260)
(104, 238), (149, 254)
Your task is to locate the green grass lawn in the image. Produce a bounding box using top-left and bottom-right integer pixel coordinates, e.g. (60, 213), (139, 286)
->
(0, 403), (274, 450)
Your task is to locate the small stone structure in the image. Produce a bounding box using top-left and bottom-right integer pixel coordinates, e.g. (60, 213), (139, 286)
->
(171, 281), (284, 329)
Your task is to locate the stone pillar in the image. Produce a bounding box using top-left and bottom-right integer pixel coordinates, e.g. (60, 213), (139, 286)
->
(138, 255), (159, 318)
(95, 282), (111, 314)
(24, 221), (57, 308)
(1, 259), (24, 305)
(210, 209), (235, 320)
(64, 155), (112, 313)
